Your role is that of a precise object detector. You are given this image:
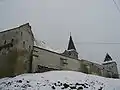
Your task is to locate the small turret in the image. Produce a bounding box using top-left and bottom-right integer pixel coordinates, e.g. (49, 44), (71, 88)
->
(104, 53), (112, 62)
(102, 53), (119, 78)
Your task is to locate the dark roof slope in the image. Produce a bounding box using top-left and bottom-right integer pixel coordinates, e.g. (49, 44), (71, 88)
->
(104, 53), (112, 62)
(68, 35), (76, 50)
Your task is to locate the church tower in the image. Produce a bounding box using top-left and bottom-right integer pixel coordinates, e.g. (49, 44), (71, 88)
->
(62, 35), (78, 59)
(102, 53), (119, 78)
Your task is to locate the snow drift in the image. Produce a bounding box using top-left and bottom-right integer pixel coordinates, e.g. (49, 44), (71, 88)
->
(0, 71), (120, 90)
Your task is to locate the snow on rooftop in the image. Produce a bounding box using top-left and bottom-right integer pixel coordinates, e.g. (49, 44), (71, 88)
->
(102, 60), (116, 65)
(0, 71), (120, 90)
(34, 40), (64, 53)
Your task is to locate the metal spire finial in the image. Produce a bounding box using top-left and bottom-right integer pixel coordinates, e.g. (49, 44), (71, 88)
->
(70, 32), (71, 36)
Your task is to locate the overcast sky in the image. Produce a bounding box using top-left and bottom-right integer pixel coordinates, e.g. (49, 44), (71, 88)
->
(0, 0), (120, 72)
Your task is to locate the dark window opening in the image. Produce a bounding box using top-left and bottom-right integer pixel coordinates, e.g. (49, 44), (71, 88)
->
(34, 50), (38, 52)
(11, 39), (14, 43)
(4, 40), (6, 44)
(68, 52), (71, 55)
(23, 41), (25, 48)
(11, 43), (13, 47)
(33, 54), (38, 57)
(21, 32), (23, 36)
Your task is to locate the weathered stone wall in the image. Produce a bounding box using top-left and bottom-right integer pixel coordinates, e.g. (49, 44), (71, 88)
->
(102, 62), (119, 78)
(80, 60), (103, 76)
(0, 23), (34, 78)
(16, 23), (34, 73)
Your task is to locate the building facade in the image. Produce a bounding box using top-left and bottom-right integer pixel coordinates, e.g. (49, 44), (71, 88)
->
(0, 23), (119, 78)
(0, 23), (34, 78)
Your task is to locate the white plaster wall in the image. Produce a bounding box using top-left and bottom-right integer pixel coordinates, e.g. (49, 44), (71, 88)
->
(32, 47), (118, 78)
(32, 46), (80, 72)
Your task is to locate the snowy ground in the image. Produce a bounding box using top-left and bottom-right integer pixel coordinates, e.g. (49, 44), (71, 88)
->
(0, 71), (120, 90)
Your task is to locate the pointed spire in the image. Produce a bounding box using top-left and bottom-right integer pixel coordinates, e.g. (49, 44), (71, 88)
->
(104, 53), (112, 62)
(67, 34), (76, 50)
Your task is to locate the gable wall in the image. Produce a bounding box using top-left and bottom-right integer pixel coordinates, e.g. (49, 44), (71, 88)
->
(0, 23), (34, 78)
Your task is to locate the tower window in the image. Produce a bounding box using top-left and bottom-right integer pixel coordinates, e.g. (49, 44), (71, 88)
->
(68, 52), (71, 55)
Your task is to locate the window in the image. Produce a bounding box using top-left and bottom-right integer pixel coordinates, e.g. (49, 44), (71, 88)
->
(4, 40), (6, 44)
(68, 52), (71, 55)
(33, 54), (38, 57)
(21, 32), (23, 36)
(11, 43), (13, 47)
(60, 57), (68, 66)
(11, 39), (14, 43)
(23, 41), (25, 48)
(34, 49), (38, 52)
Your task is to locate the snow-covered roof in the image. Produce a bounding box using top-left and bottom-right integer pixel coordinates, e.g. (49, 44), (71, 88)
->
(102, 60), (117, 65)
(34, 40), (64, 53)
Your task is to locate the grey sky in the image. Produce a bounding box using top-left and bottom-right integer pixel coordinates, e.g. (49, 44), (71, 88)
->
(0, 0), (120, 72)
